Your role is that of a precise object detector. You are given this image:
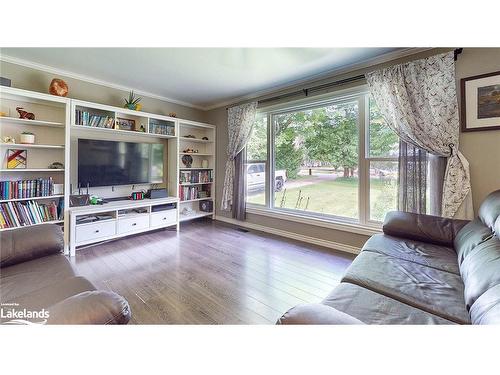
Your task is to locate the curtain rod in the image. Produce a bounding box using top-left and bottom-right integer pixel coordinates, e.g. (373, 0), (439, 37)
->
(226, 74), (366, 110)
(226, 48), (464, 110)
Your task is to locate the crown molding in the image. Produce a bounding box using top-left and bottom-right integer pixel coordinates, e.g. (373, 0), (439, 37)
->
(0, 54), (206, 111)
(203, 47), (434, 110)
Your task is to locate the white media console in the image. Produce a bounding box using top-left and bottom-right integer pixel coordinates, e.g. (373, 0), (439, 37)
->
(69, 197), (179, 256)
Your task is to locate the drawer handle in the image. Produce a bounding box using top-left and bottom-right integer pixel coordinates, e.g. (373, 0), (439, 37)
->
(162, 217), (167, 220)
(132, 223), (137, 226)
(95, 230), (99, 233)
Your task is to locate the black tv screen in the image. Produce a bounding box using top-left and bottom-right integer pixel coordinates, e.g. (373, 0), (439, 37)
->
(78, 139), (164, 187)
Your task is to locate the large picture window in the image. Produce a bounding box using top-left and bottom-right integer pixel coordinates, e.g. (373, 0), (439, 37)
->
(245, 90), (403, 227)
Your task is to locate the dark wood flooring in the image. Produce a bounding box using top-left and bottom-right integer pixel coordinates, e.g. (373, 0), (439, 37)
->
(70, 219), (355, 324)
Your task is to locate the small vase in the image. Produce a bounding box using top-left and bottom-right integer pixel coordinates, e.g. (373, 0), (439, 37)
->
(20, 134), (35, 144)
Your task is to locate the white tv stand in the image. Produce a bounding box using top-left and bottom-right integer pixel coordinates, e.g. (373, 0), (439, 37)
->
(69, 197), (179, 256)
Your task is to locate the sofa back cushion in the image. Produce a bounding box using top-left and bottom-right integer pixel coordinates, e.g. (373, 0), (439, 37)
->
(454, 218), (494, 265)
(478, 189), (500, 229)
(0, 224), (64, 268)
(460, 235), (500, 311)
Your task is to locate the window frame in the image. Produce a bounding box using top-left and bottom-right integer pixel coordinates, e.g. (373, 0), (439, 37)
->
(246, 86), (396, 230)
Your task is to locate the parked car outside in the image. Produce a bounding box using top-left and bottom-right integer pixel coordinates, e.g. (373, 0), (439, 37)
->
(246, 162), (287, 192)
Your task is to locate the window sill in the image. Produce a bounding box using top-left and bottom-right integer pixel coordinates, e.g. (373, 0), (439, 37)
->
(245, 206), (382, 236)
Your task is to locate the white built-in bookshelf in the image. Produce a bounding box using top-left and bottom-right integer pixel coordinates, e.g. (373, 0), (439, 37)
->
(177, 120), (216, 222)
(0, 87), (216, 253)
(0, 86), (70, 251)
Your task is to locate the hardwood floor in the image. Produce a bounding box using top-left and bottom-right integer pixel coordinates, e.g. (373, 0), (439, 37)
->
(70, 219), (355, 324)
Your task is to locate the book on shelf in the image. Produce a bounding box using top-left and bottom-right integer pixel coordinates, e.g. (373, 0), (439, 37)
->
(179, 170), (213, 184)
(149, 120), (175, 136)
(75, 109), (114, 128)
(0, 178), (55, 200)
(0, 198), (63, 229)
(178, 185), (211, 201)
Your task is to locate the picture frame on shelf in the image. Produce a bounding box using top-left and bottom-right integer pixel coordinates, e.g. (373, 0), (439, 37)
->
(115, 117), (136, 131)
(461, 70), (500, 132)
(7, 149), (27, 169)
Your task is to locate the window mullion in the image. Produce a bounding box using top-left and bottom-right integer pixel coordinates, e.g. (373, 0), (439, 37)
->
(358, 95), (369, 225)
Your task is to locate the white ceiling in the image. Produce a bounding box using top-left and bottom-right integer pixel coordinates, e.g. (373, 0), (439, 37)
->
(0, 48), (404, 109)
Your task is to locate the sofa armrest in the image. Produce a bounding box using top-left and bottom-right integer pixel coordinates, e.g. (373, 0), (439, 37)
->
(46, 290), (131, 325)
(383, 211), (470, 247)
(0, 224), (64, 268)
(276, 304), (364, 325)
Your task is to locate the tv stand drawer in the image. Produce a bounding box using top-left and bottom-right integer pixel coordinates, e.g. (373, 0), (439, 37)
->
(76, 221), (116, 243)
(151, 210), (177, 228)
(118, 215), (149, 234)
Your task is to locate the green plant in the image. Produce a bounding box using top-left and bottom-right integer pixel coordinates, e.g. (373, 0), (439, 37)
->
(124, 90), (142, 108)
(21, 131), (34, 135)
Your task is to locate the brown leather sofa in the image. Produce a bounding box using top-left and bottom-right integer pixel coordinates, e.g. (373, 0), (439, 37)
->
(1, 224), (131, 324)
(278, 189), (500, 325)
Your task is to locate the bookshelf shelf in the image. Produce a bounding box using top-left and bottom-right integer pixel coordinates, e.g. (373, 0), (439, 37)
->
(180, 197), (213, 203)
(179, 211), (213, 222)
(179, 182), (213, 186)
(0, 195), (64, 203)
(71, 125), (176, 139)
(0, 219), (64, 232)
(179, 153), (214, 156)
(0, 169), (65, 172)
(179, 137), (214, 143)
(0, 143), (65, 149)
(0, 116), (64, 128)
(0, 117), (64, 128)
(179, 167), (213, 170)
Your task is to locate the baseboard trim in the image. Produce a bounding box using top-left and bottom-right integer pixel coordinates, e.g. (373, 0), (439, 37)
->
(215, 215), (361, 255)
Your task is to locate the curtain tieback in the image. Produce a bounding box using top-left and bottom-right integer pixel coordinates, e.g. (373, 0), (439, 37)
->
(448, 143), (456, 156)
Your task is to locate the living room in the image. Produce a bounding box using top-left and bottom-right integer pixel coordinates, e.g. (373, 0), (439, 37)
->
(1, 1), (500, 374)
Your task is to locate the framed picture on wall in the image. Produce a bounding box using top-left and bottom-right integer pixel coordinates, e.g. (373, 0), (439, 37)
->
(115, 117), (136, 131)
(461, 70), (500, 132)
(7, 149), (27, 169)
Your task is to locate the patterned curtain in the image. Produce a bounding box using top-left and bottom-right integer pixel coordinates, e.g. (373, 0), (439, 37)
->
(366, 52), (473, 219)
(221, 102), (257, 212)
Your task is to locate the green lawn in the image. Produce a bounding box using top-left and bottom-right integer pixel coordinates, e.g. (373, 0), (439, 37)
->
(247, 177), (396, 221)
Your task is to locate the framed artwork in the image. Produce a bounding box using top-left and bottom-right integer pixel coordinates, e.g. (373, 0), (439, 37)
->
(7, 149), (27, 169)
(115, 117), (136, 131)
(461, 70), (500, 132)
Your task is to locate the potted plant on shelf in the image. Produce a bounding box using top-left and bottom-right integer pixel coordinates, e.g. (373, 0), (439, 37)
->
(20, 131), (35, 144)
(124, 91), (142, 111)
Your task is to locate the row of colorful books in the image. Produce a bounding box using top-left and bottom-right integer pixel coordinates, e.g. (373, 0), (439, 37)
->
(0, 178), (54, 200)
(179, 170), (213, 184)
(75, 110), (114, 128)
(179, 186), (211, 201)
(0, 200), (62, 229)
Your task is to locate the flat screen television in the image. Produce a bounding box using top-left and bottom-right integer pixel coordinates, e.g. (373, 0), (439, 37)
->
(78, 139), (164, 187)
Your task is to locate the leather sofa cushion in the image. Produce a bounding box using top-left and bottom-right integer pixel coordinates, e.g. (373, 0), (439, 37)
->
(459, 236), (500, 310)
(5, 276), (96, 309)
(0, 254), (76, 303)
(341, 251), (470, 324)
(478, 189), (500, 229)
(362, 234), (459, 274)
(323, 282), (456, 324)
(46, 290), (132, 325)
(469, 284), (500, 324)
(454, 218), (494, 265)
(383, 211), (468, 247)
(0, 224), (64, 268)
(277, 303), (364, 325)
